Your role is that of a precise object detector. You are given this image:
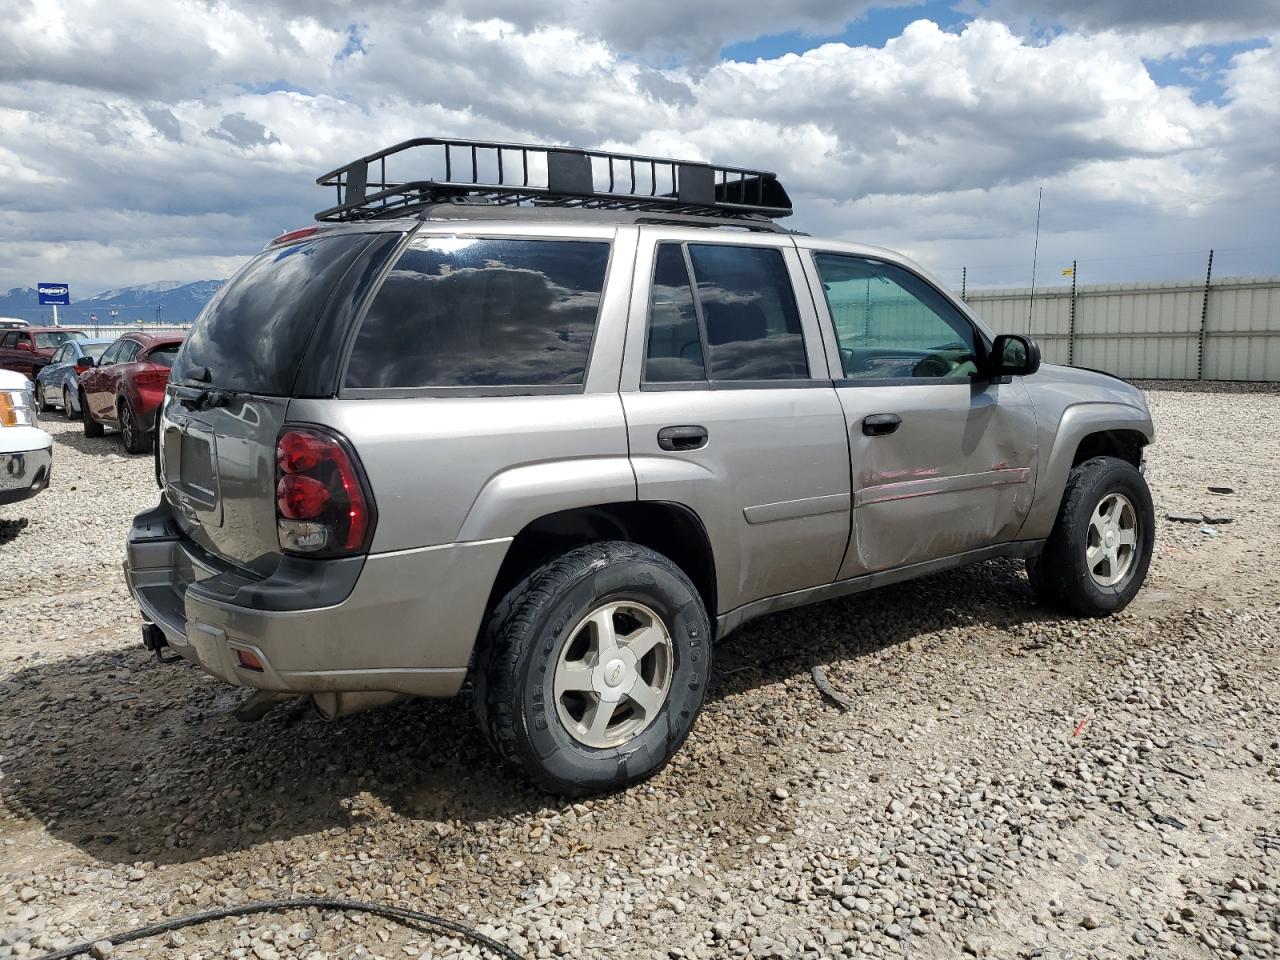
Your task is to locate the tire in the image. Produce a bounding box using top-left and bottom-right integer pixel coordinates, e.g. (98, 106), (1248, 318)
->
(120, 399), (149, 454)
(36, 382), (54, 413)
(81, 391), (104, 437)
(1028, 455), (1154, 617)
(474, 541), (711, 796)
(64, 386), (81, 420)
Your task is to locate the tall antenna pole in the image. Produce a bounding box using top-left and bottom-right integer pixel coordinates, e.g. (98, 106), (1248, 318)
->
(1027, 186), (1043, 333)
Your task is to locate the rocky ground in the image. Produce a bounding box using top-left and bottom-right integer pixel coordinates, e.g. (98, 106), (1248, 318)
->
(1, 383), (1278, 960)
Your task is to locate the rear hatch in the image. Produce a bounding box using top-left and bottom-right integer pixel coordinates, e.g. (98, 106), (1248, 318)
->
(161, 229), (398, 575)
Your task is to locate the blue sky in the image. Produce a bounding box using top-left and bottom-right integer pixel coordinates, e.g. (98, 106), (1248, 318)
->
(0, 0), (1277, 295)
(724, 0), (967, 60)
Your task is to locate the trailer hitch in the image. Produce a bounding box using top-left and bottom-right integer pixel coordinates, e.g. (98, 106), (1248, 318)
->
(141, 622), (182, 664)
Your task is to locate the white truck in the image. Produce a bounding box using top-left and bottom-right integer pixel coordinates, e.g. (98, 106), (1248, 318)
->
(0, 368), (52, 506)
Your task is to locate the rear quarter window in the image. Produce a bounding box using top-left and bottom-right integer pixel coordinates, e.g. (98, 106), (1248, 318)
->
(343, 237), (611, 390)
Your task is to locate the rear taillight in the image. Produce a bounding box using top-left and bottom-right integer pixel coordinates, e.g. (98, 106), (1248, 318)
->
(275, 426), (375, 557)
(134, 368), (170, 389)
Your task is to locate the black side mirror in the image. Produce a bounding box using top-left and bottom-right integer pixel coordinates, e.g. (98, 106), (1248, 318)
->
(75, 356), (95, 373)
(988, 334), (1041, 378)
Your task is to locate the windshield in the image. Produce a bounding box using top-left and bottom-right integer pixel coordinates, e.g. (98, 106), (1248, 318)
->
(147, 344), (181, 368)
(35, 331), (87, 348)
(83, 343), (111, 360)
(174, 234), (375, 394)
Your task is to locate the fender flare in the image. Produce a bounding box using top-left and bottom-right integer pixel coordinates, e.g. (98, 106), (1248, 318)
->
(1020, 401), (1154, 540)
(456, 455), (638, 543)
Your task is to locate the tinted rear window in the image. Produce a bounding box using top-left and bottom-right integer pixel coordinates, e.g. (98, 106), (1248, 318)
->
(687, 244), (808, 381)
(173, 234), (373, 395)
(344, 237), (610, 389)
(146, 344), (181, 368)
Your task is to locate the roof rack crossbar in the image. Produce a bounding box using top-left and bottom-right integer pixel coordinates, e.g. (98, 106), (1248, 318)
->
(314, 137), (792, 223)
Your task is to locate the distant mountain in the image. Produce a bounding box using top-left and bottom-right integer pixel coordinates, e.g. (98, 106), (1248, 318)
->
(0, 279), (224, 326)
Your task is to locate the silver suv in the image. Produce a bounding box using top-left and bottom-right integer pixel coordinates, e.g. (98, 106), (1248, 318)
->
(125, 139), (1155, 794)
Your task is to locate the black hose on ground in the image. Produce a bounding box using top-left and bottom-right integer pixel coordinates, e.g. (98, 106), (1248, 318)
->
(30, 897), (527, 960)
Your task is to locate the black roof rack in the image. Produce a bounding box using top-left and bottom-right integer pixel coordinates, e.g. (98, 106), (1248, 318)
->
(314, 137), (792, 224)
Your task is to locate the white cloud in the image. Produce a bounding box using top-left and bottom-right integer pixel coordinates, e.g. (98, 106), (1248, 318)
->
(0, 1), (1276, 295)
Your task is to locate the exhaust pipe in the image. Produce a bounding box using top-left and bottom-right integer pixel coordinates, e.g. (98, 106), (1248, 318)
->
(311, 690), (406, 721)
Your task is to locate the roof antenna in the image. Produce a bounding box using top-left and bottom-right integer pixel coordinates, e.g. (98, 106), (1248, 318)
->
(1027, 186), (1043, 334)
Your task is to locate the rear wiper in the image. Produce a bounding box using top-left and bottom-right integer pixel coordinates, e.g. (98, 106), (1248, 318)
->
(173, 382), (238, 411)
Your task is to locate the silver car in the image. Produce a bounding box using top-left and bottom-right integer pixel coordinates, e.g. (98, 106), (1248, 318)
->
(125, 139), (1155, 794)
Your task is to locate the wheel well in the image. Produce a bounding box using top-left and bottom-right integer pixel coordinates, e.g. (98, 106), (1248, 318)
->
(1072, 429), (1146, 468)
(486, 502), (717, 619)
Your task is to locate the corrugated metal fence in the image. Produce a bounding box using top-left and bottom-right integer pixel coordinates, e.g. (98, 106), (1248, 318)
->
(965, 275), (1280, 381)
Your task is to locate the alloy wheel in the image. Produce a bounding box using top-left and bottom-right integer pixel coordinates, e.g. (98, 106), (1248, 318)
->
(122, 403), (136, 448)
(1086, 492), (1138, 587)
(552, 600), (674, 749)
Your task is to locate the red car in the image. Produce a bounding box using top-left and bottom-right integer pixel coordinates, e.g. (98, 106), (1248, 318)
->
(0, 326), (88, 380)
(78, 333), (184, 453)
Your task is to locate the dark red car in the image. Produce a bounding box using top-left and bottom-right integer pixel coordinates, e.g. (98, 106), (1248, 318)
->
(0, 326), (88, 380)
(78, 333), (184, 453)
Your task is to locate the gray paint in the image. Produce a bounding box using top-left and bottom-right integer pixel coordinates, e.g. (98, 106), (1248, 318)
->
(127, 213), (1156, 708)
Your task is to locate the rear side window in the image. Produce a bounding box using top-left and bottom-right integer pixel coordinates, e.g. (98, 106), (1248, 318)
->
(643, 242), (808, 384)
(344, 237), (611, 390)
(174, 234), (374, 395)
(644, 245), (705, 383)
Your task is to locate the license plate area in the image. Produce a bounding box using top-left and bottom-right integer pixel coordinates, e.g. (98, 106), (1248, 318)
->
(163, 422), (223, 526)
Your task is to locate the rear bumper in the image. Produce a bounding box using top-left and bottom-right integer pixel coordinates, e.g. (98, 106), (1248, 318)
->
(133, 387), (165, 432)
(124, 498), (511, 698)
(0, 440), (52, 505)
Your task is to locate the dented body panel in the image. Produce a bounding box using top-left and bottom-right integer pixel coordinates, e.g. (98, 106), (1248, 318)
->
(834, 376), (1038, 576)
(124, 209), (1155, 708)
(1017, 364), (1155, 539)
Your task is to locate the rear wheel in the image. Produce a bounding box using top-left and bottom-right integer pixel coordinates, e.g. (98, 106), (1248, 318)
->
(63, 386), (80, 420)
(474, 541), (711, 796)
(1028, 455), (1154, 616)
(120, 399), (149, 454)
(81, 390), (104, 437)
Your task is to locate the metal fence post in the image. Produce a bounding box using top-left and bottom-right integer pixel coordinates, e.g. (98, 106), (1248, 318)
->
(961, 266), (967, 302)
(1197, 249), (1214, 380)
(1067, 259), (1077, 367)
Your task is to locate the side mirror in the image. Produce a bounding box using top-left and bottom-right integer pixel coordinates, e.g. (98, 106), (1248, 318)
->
(75, 356), (95, 373)
(988, 334), (1041, 378)
(15, 341), (32, 352)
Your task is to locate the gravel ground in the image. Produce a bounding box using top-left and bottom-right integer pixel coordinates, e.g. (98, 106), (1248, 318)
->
(2, 384), (1278, 960)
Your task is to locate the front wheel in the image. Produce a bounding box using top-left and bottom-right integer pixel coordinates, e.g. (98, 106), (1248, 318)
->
(63, 386), (81, 420)
(1028, 455), (1154, 616)
(36, 382), (54, 413)
(474, 541), (711, 796)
